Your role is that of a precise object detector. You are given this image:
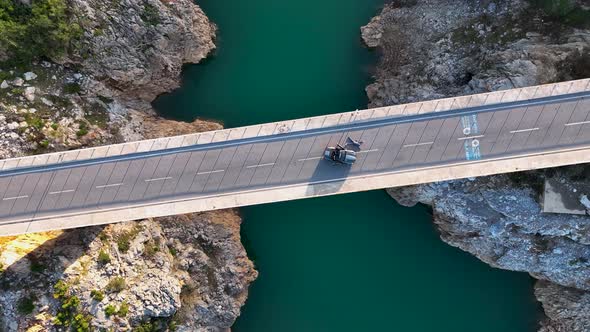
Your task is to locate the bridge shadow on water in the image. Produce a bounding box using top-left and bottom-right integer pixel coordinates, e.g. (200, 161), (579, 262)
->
(304, 142), (361, 197)
(0, 225), (104, 303)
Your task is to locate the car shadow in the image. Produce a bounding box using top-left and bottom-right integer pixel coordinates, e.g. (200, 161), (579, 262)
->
(305, 142), (360, 197)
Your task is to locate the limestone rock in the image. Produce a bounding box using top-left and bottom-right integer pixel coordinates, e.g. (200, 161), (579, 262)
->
(536, 280), (590, 332)
(0, 212), (256, 331)
(24, 87), (36, 101)
(369, 0), (590, 330)
(11, 77), (23, 87)
(23, 72), (37, 81)
(0, 80), (8, 89)
(66, 0), (216, 110)
(360, 15), (383, 48)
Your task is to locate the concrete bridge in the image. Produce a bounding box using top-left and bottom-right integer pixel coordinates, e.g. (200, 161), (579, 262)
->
(1, 79), (589, 235)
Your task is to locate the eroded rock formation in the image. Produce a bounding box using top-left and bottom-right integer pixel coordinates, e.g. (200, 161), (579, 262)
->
(363, 0), (590, 329)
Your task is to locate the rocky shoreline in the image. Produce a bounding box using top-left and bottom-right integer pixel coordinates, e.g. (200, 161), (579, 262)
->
(362, 0), (590, 330)
(0, 0), (257, 330)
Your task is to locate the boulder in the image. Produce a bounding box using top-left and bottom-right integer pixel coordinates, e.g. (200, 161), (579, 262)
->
(23, 72), (37, 81)
(0, 80), (8, 89)
(11, 77), (24, 87)
(24, 87), (36, 102)
(6, 122), (19, 130)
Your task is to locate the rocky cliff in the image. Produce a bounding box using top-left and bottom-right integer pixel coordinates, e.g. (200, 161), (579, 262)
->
(362, 0), (590, 330)
(68, 0), (216, 110)
(0, 0), (257, 330)
(0, 211), (256, 331)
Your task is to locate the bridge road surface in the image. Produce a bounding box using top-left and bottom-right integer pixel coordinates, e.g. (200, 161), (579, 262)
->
(0, 90), (589, 234)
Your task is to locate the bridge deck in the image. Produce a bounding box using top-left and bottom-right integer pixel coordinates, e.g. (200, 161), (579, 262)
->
(0, 79), (589, 235)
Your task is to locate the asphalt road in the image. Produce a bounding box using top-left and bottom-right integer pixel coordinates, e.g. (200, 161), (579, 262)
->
(1, 91), (589, 226)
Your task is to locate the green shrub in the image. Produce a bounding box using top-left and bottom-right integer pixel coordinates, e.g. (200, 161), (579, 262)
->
(51, 123), (58, 130)
(531, 0), (575, 16)
(144, 240), (160, 257)
(17, 295), (35, 314)
(75, 120), (89, 137)
(25, 114), (44, 130)
(140, 3), (160, 26)
(0, 70), (12, 81)
(117, 236), (130, 253)
(116, 225), (142, 253)
(63, 82), (81, 94)
(61, 295), (80, 310)
(134, 322), (156, 332)
(71, 313), (91, 332)
(52, 280), (92, 331)
(97, 250), (111, 264)
(98, 231), (109, 242)
(0, 0), (82, 62)
(168, 245), (177, 257)
(53, 280), (69, 299)
(105, 276), (125, 293)
(118, 301), (129, 317)
(90, 289), (104, 301)
(29, 260), (45, 273)
(39, 139), (49, 148)
(75, 128), (88, 136)
(529, 0), (590, 28)
(104, 304), (117, 317)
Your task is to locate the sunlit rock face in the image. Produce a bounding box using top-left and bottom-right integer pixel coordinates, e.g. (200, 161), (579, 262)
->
(0, 211), (257, 331)
(66, 0), (217, 110)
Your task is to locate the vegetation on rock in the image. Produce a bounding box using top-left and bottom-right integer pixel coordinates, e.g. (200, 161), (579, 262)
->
(105, 276), (126, 293)
(53, 280), (92, 331)
(0, 0), (82, 62)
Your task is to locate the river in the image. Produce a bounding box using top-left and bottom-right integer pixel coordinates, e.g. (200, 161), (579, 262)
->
(153, 0), (542, 330)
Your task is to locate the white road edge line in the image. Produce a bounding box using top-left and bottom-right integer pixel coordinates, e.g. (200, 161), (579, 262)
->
(457, 135), (485, 141)
(196, 170), (225, 175)
(246, 163), (275, 169)
(510, 128), (539, 134)
(96, 183), (124, 189)
(145, 177), (173, 182)
(403, 142), (434, 148)
(298, 157), (322, 162)
(357, 149), (379, 154)
(48, 189), (75, 195)
(565, 120), (590, 126)
(3, 195), (28, 201)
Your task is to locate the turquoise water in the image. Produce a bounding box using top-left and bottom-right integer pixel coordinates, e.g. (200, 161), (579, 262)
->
(153, 0), (379, 127)
(153, 0), (541, 330)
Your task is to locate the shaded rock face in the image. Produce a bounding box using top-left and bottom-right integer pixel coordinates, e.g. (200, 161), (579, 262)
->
(68, 0), (216, 110)
(0, 211), (257, 331)
(363, 0), (590, 330)
(536, 280), (590, 332)
(387, 170), (590, 291)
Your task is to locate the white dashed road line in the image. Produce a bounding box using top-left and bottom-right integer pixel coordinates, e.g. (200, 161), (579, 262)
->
(196, 170), (225, 175)
(510, 128), (539, 134)
(457, 135), (485, 141)
(49, 189), (75, 195)
(298, 157), (322, 162)
(357, 149), (379, 154)
(145, 177), (172, 182)
(3, 195), (28, 201)
(246, 163), (275, 169)
(565, 121), (590, 126)
(403, 142), (434, 148)
(96, 183), (124, 189)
